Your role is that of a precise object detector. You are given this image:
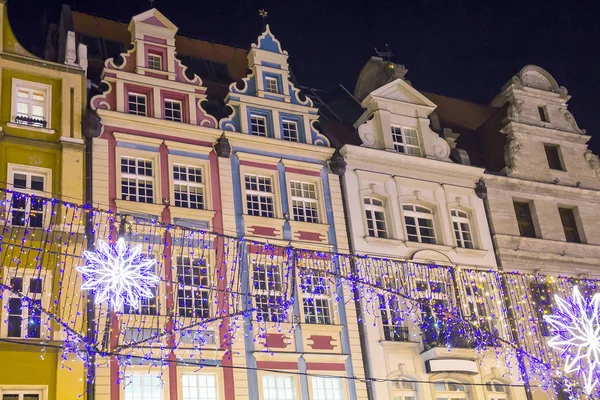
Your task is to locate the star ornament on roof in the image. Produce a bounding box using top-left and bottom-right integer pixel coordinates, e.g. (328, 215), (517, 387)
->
(78, 238), (159, 311)
(544, 286), (600, 395)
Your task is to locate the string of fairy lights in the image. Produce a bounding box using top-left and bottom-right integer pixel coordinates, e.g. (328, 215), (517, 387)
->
(0, 188), (598, 397)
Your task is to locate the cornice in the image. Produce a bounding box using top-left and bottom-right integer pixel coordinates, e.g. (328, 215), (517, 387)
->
(484, 174), (600, 199)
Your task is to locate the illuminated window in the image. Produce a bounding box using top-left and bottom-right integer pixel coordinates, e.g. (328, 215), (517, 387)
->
(12, 80), (51, 128)
(181, 373), (218, 400)
(265, 76), (279, 94)
(147, 53), (162, 71)
(300, 270), (331, 324)
(433, 381), (469, 400)
(262, 375), (294, 400)
(173, 165), (204, 209)
(379, 295), (408, 341)
(245, 174), (275, 217)
(364, 197), (387, 238)
(124, 255), (158, 316)
(311, 377), (343, 400)
(250, 114), (268, 136)
(164, 100), (182, 122)
(121, 157), (154, 203)
(3, 275), (44, 339)
(124, 372), (163, 400)
(391, 126), (421, 156)
(290, 181), (318, 223)
(402, 204), (436, 244)
(253, 264), (286, 322)
(7, 165), (50, 228)
(177, 256), (210, 318)
(451, 210), (473, 248)
(128, 93), (147, 116)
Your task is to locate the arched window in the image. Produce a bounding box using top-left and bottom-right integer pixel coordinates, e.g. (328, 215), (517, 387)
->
(451, 210), (474, 248)
(433, 380), (470, 400)
(402, 204), (435, 244)
(364, 197), (387, 238)
(486, 381), (509, 400)
(390, 378), (417, 400)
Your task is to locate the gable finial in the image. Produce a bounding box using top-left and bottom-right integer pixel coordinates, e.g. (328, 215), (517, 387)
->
(148, 0), (155, 8)
(258, 9), (268, 31)
(374, 43), (393, 61)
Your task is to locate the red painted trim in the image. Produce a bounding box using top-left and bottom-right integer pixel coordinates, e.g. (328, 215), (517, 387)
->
(262, 333), (290, 349)
(285, 167), (321, 177)
(146, 71), (167, 80)
(306, 335), (337, 350)
(108, 132), (117, 210)
(247, 244), (288, 257)
(102, 125), (213, 148)
(256, 361), (298, 370)
(144, 43), (167, 72)
(140, 16), (167, 28)
(105, 72), (117, 78)
(296, 231), (325, 242)
(305, 363), (346, 371)
(144, 35), (168, 45)
(239, 160), (278, 170)
(248, 225), (278, 237)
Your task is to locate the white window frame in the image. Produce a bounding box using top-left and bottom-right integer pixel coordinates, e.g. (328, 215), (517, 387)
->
(250, 114), (268, 137)
(391, 126), (421, 156)
(180, 371), (219, 400)
(120, 156), (155, 203)
(123, 252), (159, 315)
(173, 164), (205, 209)
(244, 174), (275, 218)
(128, 93), (148, 116)
(164, 99), (182, 122)
(451, 209), (474, 249)
(0, 268), (50, 340)
(299, 268), (333, 324)
(282, 120), (299, 141)
(123, 371), (166, 400)
(402, 204), (436, 244)
(260, 374), (296, 400)
(433, 381), (470, 400)
(485, 381), (509, 400)
(252, 262), (287, 323)
(364, 197), (388, 238)
(0, 387), (47, 400)
(176, 255), (211, 319)
(11, 79), (52, 129)
(147, 53), (163, 71)
(6, 164), (52, 229)
(379, 295), (408, 342)
(264, 76), (280, 94)
(311, 377), (344, 400)
(290, 180), (319, 223)
(390, 379), (417, 400)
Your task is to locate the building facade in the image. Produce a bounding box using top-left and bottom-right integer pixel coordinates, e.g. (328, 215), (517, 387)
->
(0, 0), (88, 399)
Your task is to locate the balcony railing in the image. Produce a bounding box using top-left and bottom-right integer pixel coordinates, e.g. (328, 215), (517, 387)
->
(383, 326), (410, 342)
(15, 115), (47, 128)
(421, 317), (499, 350)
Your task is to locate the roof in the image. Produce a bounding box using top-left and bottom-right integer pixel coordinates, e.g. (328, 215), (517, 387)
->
(423, 92), (498, 131)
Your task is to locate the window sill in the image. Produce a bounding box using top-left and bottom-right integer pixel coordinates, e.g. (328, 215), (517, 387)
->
(300, 323), (344, 334)
(379, 339), (421, 349)
(404, 240), (453, 252)
(7, 122), (55, 134)
(170, 207), (216, 224)
(114, 199), (165, 216)
(363, 235), (404, 246)
(454, 247), (489, 257)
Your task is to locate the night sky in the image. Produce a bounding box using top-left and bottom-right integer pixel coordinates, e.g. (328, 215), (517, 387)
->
(8, 0), (600, 153)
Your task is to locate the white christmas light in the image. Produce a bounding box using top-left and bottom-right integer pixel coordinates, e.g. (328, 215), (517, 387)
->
(78, 238), (159, 311)
(544, 286), (600, 395)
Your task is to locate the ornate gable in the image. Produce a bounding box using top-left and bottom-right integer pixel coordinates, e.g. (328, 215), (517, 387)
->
(219, 25), (329, 146)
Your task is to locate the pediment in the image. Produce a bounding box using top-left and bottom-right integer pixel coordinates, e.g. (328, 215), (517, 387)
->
(131, 9), (178, 32)
(366, 78), (436, 109)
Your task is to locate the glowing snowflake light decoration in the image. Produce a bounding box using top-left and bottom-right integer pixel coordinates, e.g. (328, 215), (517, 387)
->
(544, 286), (600, 395)
(78, 238), (159, 311)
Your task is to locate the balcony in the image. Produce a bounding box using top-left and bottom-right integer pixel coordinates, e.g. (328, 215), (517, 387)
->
(15, 115), (47, 128)
(421, 317), (499, 350)
(383, 326), (410, 342)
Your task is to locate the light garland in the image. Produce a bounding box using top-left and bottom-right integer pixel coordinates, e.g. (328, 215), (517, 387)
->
(78, 238), (160, 311)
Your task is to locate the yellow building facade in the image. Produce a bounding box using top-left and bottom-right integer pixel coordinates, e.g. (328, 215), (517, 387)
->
(0, 1), (87, 399)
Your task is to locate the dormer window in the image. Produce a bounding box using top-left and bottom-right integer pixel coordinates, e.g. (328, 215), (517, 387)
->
(147, 53), (162, 71)
(391, 126), (421, 156)
(538, 106), (549, 122)
(265, 76), (279, 94)
(250, 114), (268, 137)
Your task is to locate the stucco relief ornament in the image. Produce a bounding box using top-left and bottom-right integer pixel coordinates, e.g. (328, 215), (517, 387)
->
(505, 135), (521, 175)
(544, 286), (600, 395)
(585, 150), (600, 180)
(508, 99), (524, 121)
(78, 238), (159, 311)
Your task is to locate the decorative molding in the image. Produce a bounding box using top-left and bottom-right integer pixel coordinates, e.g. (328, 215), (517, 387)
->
(561, 107), (586, 134)
(584, 150), (600, 180)
(504, 133), (521, 175)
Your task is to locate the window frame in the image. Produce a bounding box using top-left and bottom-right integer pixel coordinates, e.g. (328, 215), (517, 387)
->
(120, 155), (156, 204)
(6, 164), (52, 229)
(122, 251), (160, 316)
(164, 99), (183, 122)
(310, 376), (346, 400)
(128, 92), (148, 116)
(485, 381), (509, 400)
(433, 380), (470, 400)
(391, 125), (421, 156)
(264, 76), (280, 94)
(299, 266), (334, 325)
(147, 53), (163, 71)
(451, 209), (474, 249)
(363, 197), (388, 238)
(538, 106), (549, 123)
(288, 179), (320, 224)
(259, 374), (297, 400)
(172, 163), (206, 210)
(175, 254), (211, 319)
(0, 387), (47, 400)
(558, 207), (582, 243)
(122, 370), (168, 400)
(543, 144), (564, 171)
(402, 204), (436, 244)
(250, 114), (269, 137)
(252, 262), (288, 323)
(390, 378), (417, 400)
(11, 79), (52, 130)
(244, 173), (277, 218)
(513, 201), (537, 238)
(179, 369), (220, 400)
(282, 120), (299, 141)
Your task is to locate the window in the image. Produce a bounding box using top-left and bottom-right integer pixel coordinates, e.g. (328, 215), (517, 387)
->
(379, 295), (409, 342)
(464, 284), (492, 337)
(262, 375), (294, 400)
(290, 181), (319, 223)
(364, 197), (387, 238)
(4, 276), (44, 339)
(173, 165), (204, 209)
(538, 106), (549, 122)
(12, 80), (50, 129)
(282, 120), (298, 141)
(250, 114), (268, 136)
(530, 283), (552, 337)
(7, 166), (49, 228)
(402, 204), (436, 244)
(300, 270), (331, 324)
(121, 157), (154, 203)
(391, 126), (421, 156)
(177, 256), (210, 318)
(513, 202), (536, 238)
(0, 390), (43, 400)
(485, 381), (508, 400)
(265, 76), (279, 94)
(451, 210), (473, 249)
(391, 380), (417, 400)
(128, 93), (147, 116)
(433, 381), (469, 400)
(311, 377), (343, 400)
(253, 264), (285, 322)
(124, 254), (158, 315)
(559, 207), (581, 243)
(181, 373), (218, 400)
(124, 373), (163, 400)
(147, 53), (163, 71)
(544, 145), (564, 170)
(164, 100), (182, 122)
(245, 175), (275, 218)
